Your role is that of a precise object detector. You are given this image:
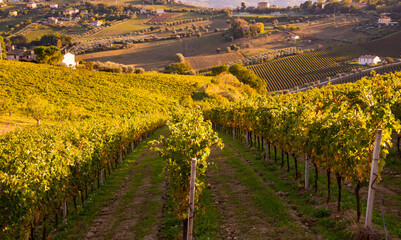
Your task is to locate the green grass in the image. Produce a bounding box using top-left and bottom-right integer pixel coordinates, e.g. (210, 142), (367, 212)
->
(24, 25), (59, 42)
(160, 179), (220, 239)
(50, 128), (164, 239)
(0, 14), (36, 33)
(169, 12), (208, 21)
(221, 131), (354, 239)
(222, 130), (401, 238)
(82, 17), (152, 41)
(218, 137), (291, 224)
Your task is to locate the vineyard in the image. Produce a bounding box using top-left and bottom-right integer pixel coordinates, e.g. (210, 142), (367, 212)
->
(361, 31), (401, 58)
(0, 60), (211, 118)
(247, 31), (401, 93)
(2, 59), (401, 239)
(0, 60), (216, 239)
(248, 45), (368, 92)
(205, 71), (401, 236)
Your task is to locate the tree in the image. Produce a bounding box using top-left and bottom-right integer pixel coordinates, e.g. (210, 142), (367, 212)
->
(229, 64), (267, 95)
(255, 22), (265, 34)
(241, 1), (247, 11)
(10, 35), (27, 46)
(40, 33), (62, 47)
(229, 19), (251, 39)
(175, 53), (186, 62)
(25, 95), (53, 124)
(34, 46), (63, 65)
(61, 35), (74, 46)
(0, 36), (6, 59)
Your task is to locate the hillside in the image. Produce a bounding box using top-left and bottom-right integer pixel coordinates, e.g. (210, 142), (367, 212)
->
(0, 60), (211, 119)
(180, 0), (311, 8)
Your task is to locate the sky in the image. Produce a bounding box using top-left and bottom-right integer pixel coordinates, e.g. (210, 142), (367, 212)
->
(179, 0), (313, 8)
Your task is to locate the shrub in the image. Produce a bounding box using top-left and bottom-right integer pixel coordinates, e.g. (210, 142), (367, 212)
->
(175, 53), (186, 63)
(385, 57), (394, 63)
(165, 62), (192, 74)
(211, 64), (229, 76)
(228, 64), (267, 95)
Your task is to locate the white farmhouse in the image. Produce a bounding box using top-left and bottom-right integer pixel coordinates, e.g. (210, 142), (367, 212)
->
(378, 16), (391, 25)
(290, 35), (300, 41)
(358, 55), (380, 65)
(8, 10), (17, 17)
(50, 4), (58, 8)
(140, 8), (148, 14)
(62, 52), (77, 68)
(27, 2), (37, 9)
(156, 9), (164, 15)
(91, 20), (102, 27)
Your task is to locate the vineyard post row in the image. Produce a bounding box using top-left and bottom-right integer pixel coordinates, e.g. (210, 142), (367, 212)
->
(205, 71), (401, 225)
(210, 122), (385, 227)
(212, 123), (314, 193)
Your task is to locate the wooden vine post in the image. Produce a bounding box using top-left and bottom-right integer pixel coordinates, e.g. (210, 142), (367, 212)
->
(305, 155), (309, 189)
(63, 201), (68, 222)
(365, 129), (382, 229)
(187, 158), (197, 240)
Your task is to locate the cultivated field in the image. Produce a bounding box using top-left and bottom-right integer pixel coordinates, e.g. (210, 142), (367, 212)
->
(186, 52), (244, 70)
(79, 23), (231, 70)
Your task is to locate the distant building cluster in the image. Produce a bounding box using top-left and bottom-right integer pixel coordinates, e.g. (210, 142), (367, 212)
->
(6, 46), (77, 68)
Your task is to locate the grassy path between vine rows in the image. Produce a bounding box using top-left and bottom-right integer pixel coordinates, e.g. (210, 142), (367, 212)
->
(206, 134), (320, 239)
(83, 134), (167, 239)
(217, 132), (401, 239)
(52, 128), (167, 240)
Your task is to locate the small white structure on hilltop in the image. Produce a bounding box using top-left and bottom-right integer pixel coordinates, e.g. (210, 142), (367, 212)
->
(62, 52), (77, 68)
(156, 9), (164, 15)
(8, 10), (17, 17)
(50, 4), (58, 9)
(358, 55), (380, 65)
(290, 35), (300, 41)
(92, 20), (102, 27)
(27, 2), (37, 9)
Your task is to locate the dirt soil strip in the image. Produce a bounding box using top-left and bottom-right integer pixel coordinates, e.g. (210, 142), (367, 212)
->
(207, 141), (321, 240)
(84, 141), (166, 239)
